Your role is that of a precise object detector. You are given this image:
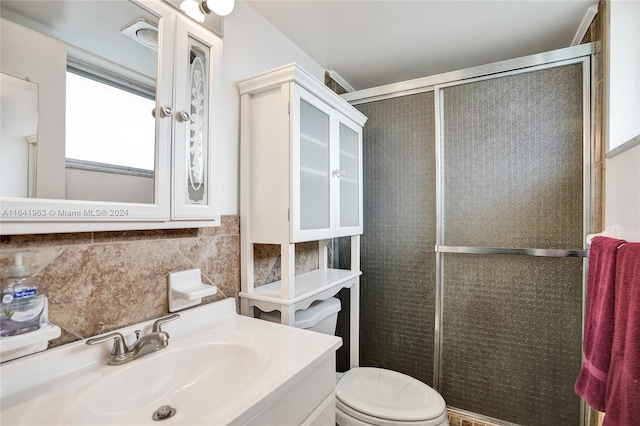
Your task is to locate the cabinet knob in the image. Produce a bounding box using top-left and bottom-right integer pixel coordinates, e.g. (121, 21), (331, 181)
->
(159, 105), (173, 118)
(332, 169), (347, 178)
(152, 105), (173, 118)
(175, 110), (191, 122)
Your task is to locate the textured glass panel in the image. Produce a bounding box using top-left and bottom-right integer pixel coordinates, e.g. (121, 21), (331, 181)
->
(353, 92), (436, 384)
(186, 36), (209, 204)
(339, 123), (359, 227)
(440, 63), (586, 425)
(441, 64), (584, 249)
(441, 254), (583, 426)
(300, 99), (330, 230)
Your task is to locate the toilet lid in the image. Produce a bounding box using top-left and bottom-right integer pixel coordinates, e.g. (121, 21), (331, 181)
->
(336, 367), (446, 422)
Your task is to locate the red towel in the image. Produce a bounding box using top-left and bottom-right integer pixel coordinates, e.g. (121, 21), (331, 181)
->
(603, 242), (640, 426)
(575, 236), (627, 411)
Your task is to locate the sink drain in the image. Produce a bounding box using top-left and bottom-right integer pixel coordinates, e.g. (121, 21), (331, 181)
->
(152, 405), (176, 421)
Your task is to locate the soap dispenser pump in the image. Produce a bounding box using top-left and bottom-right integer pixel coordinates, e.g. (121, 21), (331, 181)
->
(0, 254), (46, 337)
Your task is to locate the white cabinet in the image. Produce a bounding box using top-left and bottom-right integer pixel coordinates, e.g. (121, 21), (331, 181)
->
(291, 85), (363, 242)
(0, 0), (221, 234)
(120, 0), (222, 222)
(238, 64), (365, 245)
(165, 6), (222, 221)
(238, 64), (367, 368)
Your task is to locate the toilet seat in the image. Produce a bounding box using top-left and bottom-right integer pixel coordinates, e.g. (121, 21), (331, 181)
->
(336, 367), (448, 426)
(336, 399), (448, 426)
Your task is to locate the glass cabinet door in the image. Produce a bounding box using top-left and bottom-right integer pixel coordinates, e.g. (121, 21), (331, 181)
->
(172, 17), (221, 220)
(336, 118), (362, 235)
(291, 84), (334, 241)
(290, 84), (364, 241)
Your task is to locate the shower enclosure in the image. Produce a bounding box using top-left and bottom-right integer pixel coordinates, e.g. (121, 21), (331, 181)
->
(348, 44), (594, 425)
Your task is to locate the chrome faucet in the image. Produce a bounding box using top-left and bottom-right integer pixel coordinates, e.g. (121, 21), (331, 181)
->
(86, 314), (180, 365)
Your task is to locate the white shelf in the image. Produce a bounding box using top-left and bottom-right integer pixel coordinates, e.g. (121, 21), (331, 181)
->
(0, 323), (61, 362)
(240, 268), (360, 306)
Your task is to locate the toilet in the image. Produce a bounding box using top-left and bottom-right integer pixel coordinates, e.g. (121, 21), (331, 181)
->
(258, 298), (449, 426)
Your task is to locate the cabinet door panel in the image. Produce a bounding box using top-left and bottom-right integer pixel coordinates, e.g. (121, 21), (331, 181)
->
(300, 99), (331, 230)
(336, 119), (362, 235)
(172, 17), (221, 220)
(291, 84), (334, 242)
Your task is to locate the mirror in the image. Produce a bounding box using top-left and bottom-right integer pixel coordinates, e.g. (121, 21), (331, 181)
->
(0, 0), (159, 205)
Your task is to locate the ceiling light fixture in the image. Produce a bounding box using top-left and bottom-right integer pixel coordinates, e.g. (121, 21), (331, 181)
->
(179, 0), (234, 22)
(201, 0), (235, 17)
(180, 0), (206, 22)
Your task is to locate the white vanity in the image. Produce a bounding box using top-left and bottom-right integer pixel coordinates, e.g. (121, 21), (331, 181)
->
(0, 298), (341, 425)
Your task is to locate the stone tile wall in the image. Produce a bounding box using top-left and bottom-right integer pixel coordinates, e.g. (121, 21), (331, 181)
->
(581, 6), (606, 426)
(324, 71), (349, 95)
(0, 216), (240, 348)
(582, 1), (605, 236)
(0, 216), (322, 349)
(253, 242), (321, 287)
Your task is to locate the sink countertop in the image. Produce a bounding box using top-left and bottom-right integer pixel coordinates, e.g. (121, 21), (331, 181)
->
(0, 298), (342, 425)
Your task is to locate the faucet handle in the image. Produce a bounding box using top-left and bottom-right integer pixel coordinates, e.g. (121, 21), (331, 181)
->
(152, 313), (180, 332)
(86, 332), (129, 356)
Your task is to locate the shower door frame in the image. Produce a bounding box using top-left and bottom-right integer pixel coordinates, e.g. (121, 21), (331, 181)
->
(343, 42), (598, 426)
(433, 54), (593, 425)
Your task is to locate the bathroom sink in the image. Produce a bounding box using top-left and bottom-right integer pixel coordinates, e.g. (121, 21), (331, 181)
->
(70, 342), (264, 425)
(0, 298), (341, 425)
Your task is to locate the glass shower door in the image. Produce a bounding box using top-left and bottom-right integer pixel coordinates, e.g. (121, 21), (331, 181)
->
(353, 92), (437, 383)
(436, 61), (589, 425)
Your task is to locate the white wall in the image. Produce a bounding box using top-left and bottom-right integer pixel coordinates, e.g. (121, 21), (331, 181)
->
(605, 144), (640, 241)
(217, 1), (326, 215)
(605, 0), (640, 242)
(607, 0), (640, 150)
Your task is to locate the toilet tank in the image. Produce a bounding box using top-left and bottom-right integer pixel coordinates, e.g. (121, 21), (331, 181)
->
(258, 297), (341, 335)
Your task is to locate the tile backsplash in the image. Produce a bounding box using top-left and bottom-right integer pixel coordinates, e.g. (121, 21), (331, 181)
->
(0, 216), (322, 350)
(0, 216), (241, 348)
(253, 241), (320, 287)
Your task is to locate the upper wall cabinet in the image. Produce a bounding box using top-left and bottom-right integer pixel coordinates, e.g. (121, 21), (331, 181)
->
(0, 0), (221, 234)
(238, 64), (367, 244)
(171, 14), (221, 220)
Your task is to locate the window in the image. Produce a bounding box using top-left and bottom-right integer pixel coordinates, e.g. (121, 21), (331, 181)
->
(65, 71), (156, 173)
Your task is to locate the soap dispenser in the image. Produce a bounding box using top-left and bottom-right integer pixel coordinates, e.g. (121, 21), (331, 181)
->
(0, 254), (46, 337)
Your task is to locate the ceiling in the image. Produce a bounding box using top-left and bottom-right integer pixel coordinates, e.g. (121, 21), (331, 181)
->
(245, 0), (598, 91)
